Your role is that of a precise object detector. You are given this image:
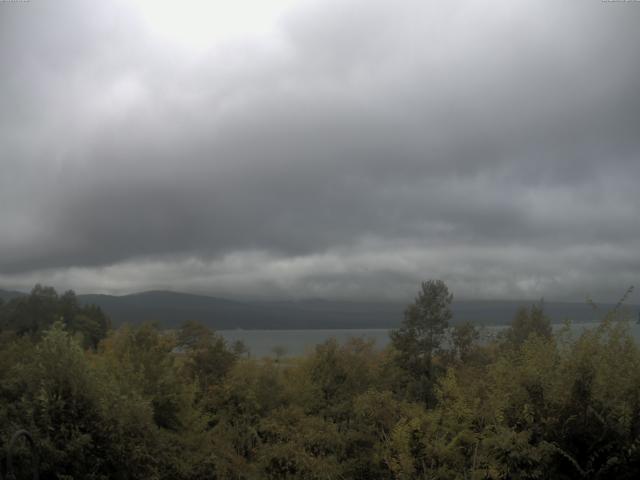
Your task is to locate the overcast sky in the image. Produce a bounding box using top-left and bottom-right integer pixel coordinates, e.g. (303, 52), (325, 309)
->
(1, 0), (639, 301)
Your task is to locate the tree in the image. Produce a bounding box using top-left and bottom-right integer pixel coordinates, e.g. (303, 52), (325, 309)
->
(177, 321), (238, 395)
(6, 284), (59, 336)
(271, 345), (287, 363)
(232, 339), (249, 357)
(391, 280), (453, 404)
(0, 286), (110, 347)
(450, 321), (480, 363)
(100, 323), (194, 431)
(503, 302), (552, 349)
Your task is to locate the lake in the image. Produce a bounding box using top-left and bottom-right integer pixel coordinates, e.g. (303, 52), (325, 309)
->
(218, 321), (640, 357)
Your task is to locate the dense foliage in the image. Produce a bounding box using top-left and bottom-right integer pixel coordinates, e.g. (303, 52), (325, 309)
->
(0, 285), (110, 348)
(1, 284), (639, 479)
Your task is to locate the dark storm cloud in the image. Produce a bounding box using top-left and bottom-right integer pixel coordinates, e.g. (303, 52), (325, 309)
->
(1, 0), (640, 300)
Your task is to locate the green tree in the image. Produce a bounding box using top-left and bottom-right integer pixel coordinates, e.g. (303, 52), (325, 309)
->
(176, 320), (213, 350)
(2, 322), (162, 479)
(390, 280), (453, 404)
(4, 284), (59, 336)
(272, 345), (287, 363)
(0, 286), (110, 348)
(177, 321), (238, 396)
(101, 323), (193, 432)
(503, 303), (552, 349)
(232, 339), (249, 357)
(450, 321), (480, 363)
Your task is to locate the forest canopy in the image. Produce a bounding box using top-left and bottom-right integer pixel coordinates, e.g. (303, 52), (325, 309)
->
(0, 283), (639, 479)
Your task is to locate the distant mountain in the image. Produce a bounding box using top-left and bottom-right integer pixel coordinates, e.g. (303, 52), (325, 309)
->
(0, 288), (25, 302)
(2, 287), (635, 329)
(72, 290), (640, 330)
(78, 291), (271, 329)
(77, 291), (405, 329)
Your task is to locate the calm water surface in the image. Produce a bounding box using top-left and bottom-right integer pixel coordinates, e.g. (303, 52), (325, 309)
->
(219, 322), (640, 358)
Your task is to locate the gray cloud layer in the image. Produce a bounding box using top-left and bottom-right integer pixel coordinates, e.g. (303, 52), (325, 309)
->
(1, 0), (640, 301)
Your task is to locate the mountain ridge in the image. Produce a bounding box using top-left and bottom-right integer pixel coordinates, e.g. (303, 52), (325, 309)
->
(2, 288), (637, 329)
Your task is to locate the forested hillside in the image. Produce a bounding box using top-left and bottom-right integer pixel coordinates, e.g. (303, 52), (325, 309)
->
(1, 283), (639, 479)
